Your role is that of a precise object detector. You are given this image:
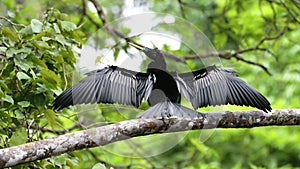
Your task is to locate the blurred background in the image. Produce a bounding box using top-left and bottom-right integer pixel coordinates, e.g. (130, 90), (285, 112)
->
(0, 0), (300, 168)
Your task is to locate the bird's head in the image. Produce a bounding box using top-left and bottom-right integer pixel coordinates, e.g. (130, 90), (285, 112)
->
(143, 47), (164, 61)
(128, 42), (166, 69)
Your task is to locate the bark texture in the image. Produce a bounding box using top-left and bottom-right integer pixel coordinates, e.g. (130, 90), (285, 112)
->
(1, 109), (299, 168)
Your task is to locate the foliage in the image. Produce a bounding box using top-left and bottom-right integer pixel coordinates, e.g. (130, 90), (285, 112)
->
(1, 0), (300, 169)
(0, 8), (82, 166)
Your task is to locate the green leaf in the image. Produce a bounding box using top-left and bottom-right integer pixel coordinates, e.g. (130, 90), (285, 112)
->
(44, 109), (57, 128)
(34, 30), (52, 40)
(29, 69), (37, 80)
(16, 46), (32, 55)
(55, 34), (66, 45)
(30, 94), (46, 108)
(60, 21), (76, 31)
(2, 27), (19, 42)
(9, 128), (28, 146)
(53, 23), (61, 33)
(113, 48), (120, 61)
(14, 109), (25, 119)
(1, 95), (14, 104)
(19, 25), (33, 36)
(40, 69), (61, 85)
(95, 55), (102, 64)
(1, 0), (14, 9)
(6, 47), (16, 58)
(0, 111), (12, 125)
(0, 88), (4, 98)
(92, 163), (107, 169)
(18, 101), (30, 108)
(51, 54), (64, 63)
(17, 72), (31, 80)
(33, 40), (50, 49)
(14, 58), (32, 71)
(214, 33), (228, 49)
(51, 88), (63, 96)
(0, 46), (7, 52)
(30, 56), (48, 68)
(0, 80), (11, 92)
(31, 19), (43, 33)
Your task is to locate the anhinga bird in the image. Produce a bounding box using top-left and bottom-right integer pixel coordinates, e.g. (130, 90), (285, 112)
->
(53, 42), (272, 118)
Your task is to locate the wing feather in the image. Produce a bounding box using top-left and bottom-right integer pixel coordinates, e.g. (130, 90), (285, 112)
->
(175, 65), (271, 112)
(53, 66), (154, 110)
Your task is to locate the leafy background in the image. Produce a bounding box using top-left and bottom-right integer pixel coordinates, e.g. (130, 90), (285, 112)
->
(0, 0), (300, 168)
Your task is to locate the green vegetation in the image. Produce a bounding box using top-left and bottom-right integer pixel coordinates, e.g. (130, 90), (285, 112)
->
(1, 0), (299, 168)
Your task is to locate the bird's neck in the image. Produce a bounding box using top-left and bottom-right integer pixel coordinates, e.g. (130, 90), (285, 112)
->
(147, 58), (167, 72)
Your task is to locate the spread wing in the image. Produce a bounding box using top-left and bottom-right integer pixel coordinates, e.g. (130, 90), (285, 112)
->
(53, 66), (154, 110)
(174, 65), (272, 112)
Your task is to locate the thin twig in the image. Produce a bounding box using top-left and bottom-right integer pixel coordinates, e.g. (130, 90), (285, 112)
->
(0, 16), (25, 28)
(234, 54), (272, 75)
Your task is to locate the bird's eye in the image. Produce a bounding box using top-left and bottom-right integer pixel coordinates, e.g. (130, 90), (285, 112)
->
(144, 47), (151, 52)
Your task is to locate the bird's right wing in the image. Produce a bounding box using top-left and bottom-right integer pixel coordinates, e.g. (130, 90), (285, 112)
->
(174, 65), (271, 112)
(53, 66), (155, 110)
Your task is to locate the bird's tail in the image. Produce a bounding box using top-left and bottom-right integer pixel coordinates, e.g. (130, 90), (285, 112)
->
(137, 101), (199, 119)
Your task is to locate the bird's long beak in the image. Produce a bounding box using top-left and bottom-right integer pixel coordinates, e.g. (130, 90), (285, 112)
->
(128, 42), (145, 51)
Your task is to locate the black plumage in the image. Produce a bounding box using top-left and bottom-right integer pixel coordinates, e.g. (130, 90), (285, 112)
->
(53, 66), (154, 110)
(53, 43), (272, 118)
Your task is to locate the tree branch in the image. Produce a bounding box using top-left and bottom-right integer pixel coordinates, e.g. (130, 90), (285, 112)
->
(1, 109), (300, 167)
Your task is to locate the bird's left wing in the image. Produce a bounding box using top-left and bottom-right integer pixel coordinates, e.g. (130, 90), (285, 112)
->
(53, 66), (154, 110)
(174, 65), (271, 112)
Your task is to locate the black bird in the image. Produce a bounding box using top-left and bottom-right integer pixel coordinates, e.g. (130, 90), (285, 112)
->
(53, 42), (272, 118)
